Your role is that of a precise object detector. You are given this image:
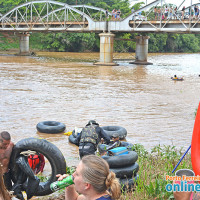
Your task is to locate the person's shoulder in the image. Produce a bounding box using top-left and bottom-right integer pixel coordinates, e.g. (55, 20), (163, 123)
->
(9, 141), (14, 148)
(96, 195), (112, 200)
(96, 126), (101, 131)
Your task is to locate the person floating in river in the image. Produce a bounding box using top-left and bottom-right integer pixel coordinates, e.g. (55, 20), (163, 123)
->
(173, 75), (178, 79)
(74, 120), (110, 159)
(0, 131), (14, 191)
(57, 155), (121, 200)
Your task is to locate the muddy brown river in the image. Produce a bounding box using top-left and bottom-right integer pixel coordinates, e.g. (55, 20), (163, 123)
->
(0, 52), (200, 167)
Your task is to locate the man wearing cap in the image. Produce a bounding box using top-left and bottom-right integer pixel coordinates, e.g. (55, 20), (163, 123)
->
(74, 120), (110, 159)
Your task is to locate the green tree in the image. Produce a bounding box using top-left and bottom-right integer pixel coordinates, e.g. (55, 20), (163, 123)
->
(148, 33), (168, 52)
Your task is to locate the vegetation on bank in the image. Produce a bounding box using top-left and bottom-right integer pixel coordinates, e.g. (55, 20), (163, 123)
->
(1, 32), (200, 54)
(37, 144), (192, 200)
(0, 0), (200, 53)
(128, 144), (192, 200)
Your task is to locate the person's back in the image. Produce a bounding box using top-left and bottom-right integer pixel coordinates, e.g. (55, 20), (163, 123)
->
(78, 120), (110, 159)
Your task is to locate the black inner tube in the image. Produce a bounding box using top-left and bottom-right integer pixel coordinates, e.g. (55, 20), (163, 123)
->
(9, 138), (66, 196)
(36, 121), (66, 134)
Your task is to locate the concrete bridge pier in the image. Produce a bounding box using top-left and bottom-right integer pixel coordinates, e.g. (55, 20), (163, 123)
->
(18, 33), (31, 56)
(130, 35), (152, 65)
(94, 33), (118, 66)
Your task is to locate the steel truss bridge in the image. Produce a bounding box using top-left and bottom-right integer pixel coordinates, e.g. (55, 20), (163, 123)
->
(0, 0), (200, 33)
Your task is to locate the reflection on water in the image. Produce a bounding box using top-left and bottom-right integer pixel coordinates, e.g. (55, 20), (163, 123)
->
(0, 52), (200, 166)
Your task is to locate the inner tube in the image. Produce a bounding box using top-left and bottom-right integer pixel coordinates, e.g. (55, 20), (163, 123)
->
(102, 151), (138, 168)
(101, 126), (127, 139)
(36, 121), (66, 134)
(110, 162), (139, 178)
(68, 129), (82, 146)
(171, 77), (184, 81)
(191, 102), (200, 176)
(68, 134), (79, 146)
(121, 141), (134, 151)
(9, 138), (67, 196)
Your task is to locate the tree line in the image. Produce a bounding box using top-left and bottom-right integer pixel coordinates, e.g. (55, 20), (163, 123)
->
(0, 0), (199, 53)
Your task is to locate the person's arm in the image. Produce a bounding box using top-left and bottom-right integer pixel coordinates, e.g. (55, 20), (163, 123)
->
(56, 174), (79, 200)
(73, 132), (81, 145)
(99, 127), (110, 144)
(106, 141), (117, 151)
(62, 176), (86, 200)
(173, 191), (192, 200)
(173, 181), (192, 200)
(66, 186), (86, 200)
(65, 185), (79, 200)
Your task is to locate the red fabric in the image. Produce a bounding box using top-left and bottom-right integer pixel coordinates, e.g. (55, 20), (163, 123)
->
(28, 154), (45, 174)
(28, 155), (40, 169)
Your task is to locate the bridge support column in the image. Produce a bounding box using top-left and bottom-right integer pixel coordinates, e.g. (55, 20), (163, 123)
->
(18, 33), (31, 56)
(94, 33), (118, 66)
(130, 35), (152, 65)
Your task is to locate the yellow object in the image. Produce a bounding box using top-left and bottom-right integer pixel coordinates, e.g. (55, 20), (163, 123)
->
(64, 131), (72, 136)
(22, 191), (27, 200)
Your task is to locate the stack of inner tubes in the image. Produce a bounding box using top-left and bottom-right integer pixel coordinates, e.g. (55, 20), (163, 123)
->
(102, 149), (139, 191)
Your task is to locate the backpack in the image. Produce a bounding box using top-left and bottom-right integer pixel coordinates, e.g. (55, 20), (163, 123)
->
(108, 147), (128, 156)
(80, 125), (98, 145)
(28, 154), (40, 170)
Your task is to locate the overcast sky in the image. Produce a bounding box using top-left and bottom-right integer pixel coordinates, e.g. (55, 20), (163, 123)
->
(130, 0), (200, 8)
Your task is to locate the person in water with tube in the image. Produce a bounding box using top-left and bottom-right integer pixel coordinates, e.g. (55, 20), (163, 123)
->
(74, 120), (111, 159)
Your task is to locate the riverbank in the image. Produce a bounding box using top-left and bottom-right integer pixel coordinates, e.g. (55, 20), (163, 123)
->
(1, 32), (200, 54)
(30, 144), (192, 200)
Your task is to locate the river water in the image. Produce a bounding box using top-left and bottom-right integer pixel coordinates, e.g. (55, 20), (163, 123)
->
(0, 52), (200, 166)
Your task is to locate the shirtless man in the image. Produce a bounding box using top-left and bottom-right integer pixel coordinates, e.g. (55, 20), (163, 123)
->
(0, 131), (14, 190)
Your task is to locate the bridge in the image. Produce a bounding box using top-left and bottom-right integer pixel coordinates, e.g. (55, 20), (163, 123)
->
(0, 0), (199, 65)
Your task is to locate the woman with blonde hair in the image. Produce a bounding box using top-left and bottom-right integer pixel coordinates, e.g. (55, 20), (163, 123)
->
(0, 164), (11, 200)
(57, 155), (121, 200)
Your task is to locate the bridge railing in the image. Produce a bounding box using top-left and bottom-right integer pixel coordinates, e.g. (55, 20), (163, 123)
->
(0, 0), (199, 33)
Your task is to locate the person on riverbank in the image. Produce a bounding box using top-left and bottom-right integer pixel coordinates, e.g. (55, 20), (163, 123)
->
(74, 120), (110, 159)
(0, 131), (14, 190)
(0, 164), (11, 200)
(106, 133), (121, 151)
(57, 155), (121, 200)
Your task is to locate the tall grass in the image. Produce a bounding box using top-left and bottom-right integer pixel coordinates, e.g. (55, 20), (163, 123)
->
(120, 144), (192, 200)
